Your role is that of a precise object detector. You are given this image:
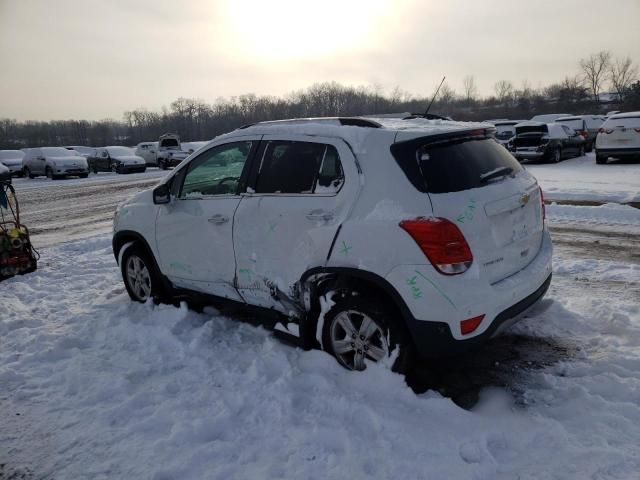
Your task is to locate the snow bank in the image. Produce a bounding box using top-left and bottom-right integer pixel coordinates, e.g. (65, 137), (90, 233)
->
(1, 235), (640, 479)
(547, 202), (640, 227)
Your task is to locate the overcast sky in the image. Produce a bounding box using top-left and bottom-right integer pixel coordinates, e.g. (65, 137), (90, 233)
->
(1, 0), (639, 121)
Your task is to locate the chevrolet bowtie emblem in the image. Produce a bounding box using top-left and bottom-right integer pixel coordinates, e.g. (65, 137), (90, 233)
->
(520, 193), (530, 205)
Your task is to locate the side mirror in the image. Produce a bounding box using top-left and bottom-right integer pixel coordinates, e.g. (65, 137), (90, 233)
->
(153, 184), (171, 204)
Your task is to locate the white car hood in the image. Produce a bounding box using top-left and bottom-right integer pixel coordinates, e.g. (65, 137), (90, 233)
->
(0, 158), (23, 167)
(113, 155), (145, 165)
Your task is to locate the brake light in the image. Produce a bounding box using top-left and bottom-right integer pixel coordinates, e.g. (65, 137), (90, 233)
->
(579, 130), (588, 138)
(539, 186), (545, 221)
(399, 217), (473, 275)
(460, 314), (485, 335)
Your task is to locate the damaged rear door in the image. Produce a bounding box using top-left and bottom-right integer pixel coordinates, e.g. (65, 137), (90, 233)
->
(232, 134), (359, 313)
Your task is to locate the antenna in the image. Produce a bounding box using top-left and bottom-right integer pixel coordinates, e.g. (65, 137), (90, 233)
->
(424, 76), (446, 116)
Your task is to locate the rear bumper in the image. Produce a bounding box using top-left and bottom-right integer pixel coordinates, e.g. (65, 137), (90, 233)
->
(389, 229), (553, 357)
(57, 168), (88, 175)
(406, 273), (552, 357)
(596, 147), (640, 158)
(514, 150), (544, 160)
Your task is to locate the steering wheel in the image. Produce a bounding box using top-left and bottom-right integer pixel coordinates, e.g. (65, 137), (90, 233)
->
(213, 176), (238, 194)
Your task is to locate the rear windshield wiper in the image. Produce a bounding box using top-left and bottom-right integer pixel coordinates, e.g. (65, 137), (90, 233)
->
(480, 166), (513, 184)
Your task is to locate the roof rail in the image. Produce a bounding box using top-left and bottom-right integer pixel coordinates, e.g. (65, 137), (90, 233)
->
(238, 117), (382, 130)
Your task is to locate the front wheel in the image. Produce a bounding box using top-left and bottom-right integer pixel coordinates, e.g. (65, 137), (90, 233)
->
(23, 167), (34, 179)
(120, 244), (166, 303)
(552, 148), (561, 163)
(577, 145), (585, 157)
(159, 159), (168, 170)
(322, 296), (410, 372)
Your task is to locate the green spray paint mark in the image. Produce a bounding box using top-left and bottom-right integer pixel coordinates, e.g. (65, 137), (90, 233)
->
(339, 241), (352, 256)
(456, 199), (477, 223)
(239, 268), (252, 279)
(268, 222), (277, 233)
(414, 270), (456, 309)
(169, 262), (192, 274)
(406, 276), (423, 300)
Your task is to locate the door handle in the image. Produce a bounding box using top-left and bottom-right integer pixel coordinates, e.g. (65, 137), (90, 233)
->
(208, 214), (229, 224)
(306, 210), (334, 221)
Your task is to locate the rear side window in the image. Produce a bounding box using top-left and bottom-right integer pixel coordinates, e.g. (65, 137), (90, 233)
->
(391, 138), (523, 194)
(255, 141), (343, 194)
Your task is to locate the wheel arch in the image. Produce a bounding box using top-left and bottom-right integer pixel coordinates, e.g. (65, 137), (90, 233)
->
(112, 230), (156, 266)
(298, 266), (416, 350)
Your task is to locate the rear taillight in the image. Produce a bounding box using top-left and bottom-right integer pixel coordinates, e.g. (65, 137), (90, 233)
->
(598, 128), (614, 134)
(460, 315), (485, 335)
(399, 217), (473, 275)
(579, 130), (588, 138)
(539, 186), (545, 221)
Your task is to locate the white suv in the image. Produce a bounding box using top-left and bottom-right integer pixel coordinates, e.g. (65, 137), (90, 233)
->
(595, 112), (640, 164)
(113, 117), (552, 371)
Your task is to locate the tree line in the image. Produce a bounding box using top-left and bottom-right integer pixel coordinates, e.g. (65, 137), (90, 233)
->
(1, 51), (638, 149)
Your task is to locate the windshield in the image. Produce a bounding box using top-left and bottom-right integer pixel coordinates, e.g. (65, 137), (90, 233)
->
(495, 126), (515, 139)
(42, 147), (73, 157)
(161, 138), (180, 148)
(0, 150), (24, 160)
(106, 146), (135, 156)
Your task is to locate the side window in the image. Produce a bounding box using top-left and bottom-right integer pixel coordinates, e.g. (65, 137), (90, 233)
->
(316, 145), (344, 193)
(562, 125), (574, 136)
(255, 141), (344, 194)
(179, 141), (252, 198)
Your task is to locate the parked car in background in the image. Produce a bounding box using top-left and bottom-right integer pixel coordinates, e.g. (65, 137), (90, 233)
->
(181, 141), (208, 155)
(0, 163), (10, 182)
(556, 115), (605, 152)
(491, 120), (525, 146)
(64, 146), (94, 158)
(134, 142), (159, 166)
(88, 147), (147, 174)
(509, 122), (585, 163)
(22, 147), (89, 179)
(112, 116), (552, 372)
(0, 150), (25, 177)
(595, 112), (640, 164)
(157, 134), (189, 170)
(530, 113), (572, 123)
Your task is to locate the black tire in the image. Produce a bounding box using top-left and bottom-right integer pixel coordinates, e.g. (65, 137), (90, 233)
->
(79, 173), (88, 178)
(321, 295), (412, 373)
(120, 243), (167, 303)
(577, 145), (585, 158)
(45, 167), (60, 180)
(596, 153), (607, 165)
(24, 167), (34, 179)
(92, 165), (99, 174)
(159, 159), (167, 170)
(552, 148), (562, 163)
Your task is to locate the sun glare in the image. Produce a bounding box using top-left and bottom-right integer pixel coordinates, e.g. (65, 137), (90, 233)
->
(225, 0), (391, 61)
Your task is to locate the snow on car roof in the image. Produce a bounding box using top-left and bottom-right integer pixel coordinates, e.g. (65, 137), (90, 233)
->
(608, 111), (640, 119)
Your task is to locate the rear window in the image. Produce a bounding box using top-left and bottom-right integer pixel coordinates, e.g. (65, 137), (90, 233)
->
(391, 137), (523, 194)
(161, 139), (179, 148)
(603, 116), (640, 128)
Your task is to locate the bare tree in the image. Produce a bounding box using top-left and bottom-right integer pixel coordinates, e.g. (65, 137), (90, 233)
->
(609, 56), (638, 100)
(462, 75), (477, 105)
(579, 51), (612, 102)
(494, 80), (514, 106)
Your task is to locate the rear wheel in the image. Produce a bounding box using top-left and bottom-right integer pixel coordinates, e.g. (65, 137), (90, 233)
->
(577, 145), (585, 157)
(23, 167), (34, 179)
(159, 159), (167, 170)
(79, 173), (88, 178)
(552, 148), (561, 163)
(120, 244), (166, 303)
(595, 152), (607, 164)
(322, 296), (410, 373)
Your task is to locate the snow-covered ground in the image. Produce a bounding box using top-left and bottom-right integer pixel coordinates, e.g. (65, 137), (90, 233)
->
(2, 156), (640, 479)
(525, 153), (640, 204)
(1, 221), (639, 479)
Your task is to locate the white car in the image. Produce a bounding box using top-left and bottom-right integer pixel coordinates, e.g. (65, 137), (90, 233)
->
(491, 120), (525, 146)
(134, 142), (159, 166)
(64, 146), (94, 158)
(0, 150), (25, 177)
(530, 113), (572, 123)
(22, 147), (89, 179)
(112, 117), (552, 372)
(181, 141), (209, 155)
(595, 112), (640, 164)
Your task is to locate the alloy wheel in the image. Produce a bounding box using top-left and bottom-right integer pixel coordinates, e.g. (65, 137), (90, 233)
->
(125, 254), (152, 301)
(329, 310), (389, 370)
